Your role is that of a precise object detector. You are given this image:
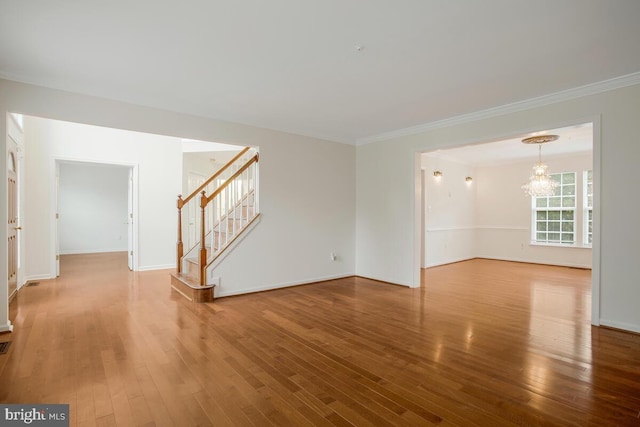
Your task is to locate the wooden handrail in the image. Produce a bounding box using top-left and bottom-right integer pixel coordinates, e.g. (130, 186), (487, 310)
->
(203, 154), (259, 206)
(178, 146), (251, 207)
(176, 149), (259, 285)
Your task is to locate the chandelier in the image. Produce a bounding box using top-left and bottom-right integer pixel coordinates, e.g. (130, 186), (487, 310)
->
(521, 135), (559, 197)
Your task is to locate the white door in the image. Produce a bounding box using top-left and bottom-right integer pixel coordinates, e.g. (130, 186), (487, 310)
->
(127, 168), (134, 270)
(7, 133), (18, 298)
(7, 114), (24, 297)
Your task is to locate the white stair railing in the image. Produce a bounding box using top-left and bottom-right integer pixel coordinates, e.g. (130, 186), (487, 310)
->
(176, 147), (259, 285)
(199, 152), (259, 284)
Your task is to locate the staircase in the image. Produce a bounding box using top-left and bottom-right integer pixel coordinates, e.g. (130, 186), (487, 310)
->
(171, 147), (260, 302)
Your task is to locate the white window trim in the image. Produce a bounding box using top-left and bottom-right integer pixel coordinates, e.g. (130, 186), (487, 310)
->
(530, 172), (577, 246)
(583, 170), (593, 248)
(528, 170), (594, 249)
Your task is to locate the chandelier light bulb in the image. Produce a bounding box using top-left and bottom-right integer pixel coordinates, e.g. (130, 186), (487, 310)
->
(534, 163), (546, 176)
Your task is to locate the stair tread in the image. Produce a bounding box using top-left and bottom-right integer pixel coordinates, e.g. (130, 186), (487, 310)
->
(171, 271), (205, 288)
(173, 155), (256, 302)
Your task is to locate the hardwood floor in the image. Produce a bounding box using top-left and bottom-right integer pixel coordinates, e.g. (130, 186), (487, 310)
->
(1, 254), (639, 426)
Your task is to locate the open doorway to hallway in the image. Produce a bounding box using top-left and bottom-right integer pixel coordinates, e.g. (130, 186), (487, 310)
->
(56, 161), (134, 274)
(12, 114), (244, 289)
(418, 122), (596, 322)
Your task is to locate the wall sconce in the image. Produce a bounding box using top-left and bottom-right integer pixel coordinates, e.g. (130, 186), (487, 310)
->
(433, 170), (443, 179)
(465, 176), (473, 183)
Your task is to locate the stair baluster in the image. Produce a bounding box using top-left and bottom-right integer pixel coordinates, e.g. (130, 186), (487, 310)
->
(173, 147), (260, 299)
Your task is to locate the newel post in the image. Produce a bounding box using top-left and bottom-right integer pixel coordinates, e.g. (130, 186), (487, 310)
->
(199, 191), (208, 286)
(177, 195), (184, 273)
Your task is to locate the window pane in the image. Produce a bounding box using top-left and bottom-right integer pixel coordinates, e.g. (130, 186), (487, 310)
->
(532, 171), (579, 246)
(563, 173), (576, 184)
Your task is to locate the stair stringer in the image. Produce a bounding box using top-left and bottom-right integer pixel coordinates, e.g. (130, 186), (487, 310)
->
(205, 213), (262, 287)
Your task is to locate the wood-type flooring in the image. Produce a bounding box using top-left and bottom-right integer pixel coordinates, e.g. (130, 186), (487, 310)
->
(1, 253), (639, 426)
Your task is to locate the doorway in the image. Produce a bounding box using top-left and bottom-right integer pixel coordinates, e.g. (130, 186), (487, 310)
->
(55, 160), (137, 273)
(417, 121), (598, 323)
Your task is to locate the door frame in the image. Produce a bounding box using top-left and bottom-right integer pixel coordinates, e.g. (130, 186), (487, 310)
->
(414, 116), (601, 325)
(53, 158), (139, 272)
(127, 168), (134, 270)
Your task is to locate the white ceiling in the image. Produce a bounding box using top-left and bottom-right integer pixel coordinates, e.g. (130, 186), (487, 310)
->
(424, 123), (593, 166)
(1, 1), (640, 144)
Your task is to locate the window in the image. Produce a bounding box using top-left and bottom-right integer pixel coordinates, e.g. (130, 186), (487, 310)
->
(584, 170), (593, 245)
(532, 172), (576, 244)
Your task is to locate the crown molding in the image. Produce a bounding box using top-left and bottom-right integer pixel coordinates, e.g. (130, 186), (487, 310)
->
(356, 72), (640, 146)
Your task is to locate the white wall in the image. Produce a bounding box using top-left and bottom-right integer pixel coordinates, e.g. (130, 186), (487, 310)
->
(357, 81), (640, 334)
(23, 116), (182, 275)
(475, 154), (592, 268)
(211, 135), (356, 297)
(421, 153), (593, 268)
(58, 162), (129, 255)
(422, 156), (476, 267)
(182, 150), (241, 195)
(0, 79), (356, 328)
(3, 77), (638, 335)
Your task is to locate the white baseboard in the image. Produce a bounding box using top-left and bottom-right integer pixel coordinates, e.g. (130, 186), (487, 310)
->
(425, 256), (475, 268)
(476, 256), (591, 269)
(352, 273), (412, 288)
(216, 272), (355, 298)
(25, 274), (56, 282)
(0, 321), (13, 333)
(60, 248), (127, 255)
(599, 318), (640, 334)
(137, 264), (174, 272)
